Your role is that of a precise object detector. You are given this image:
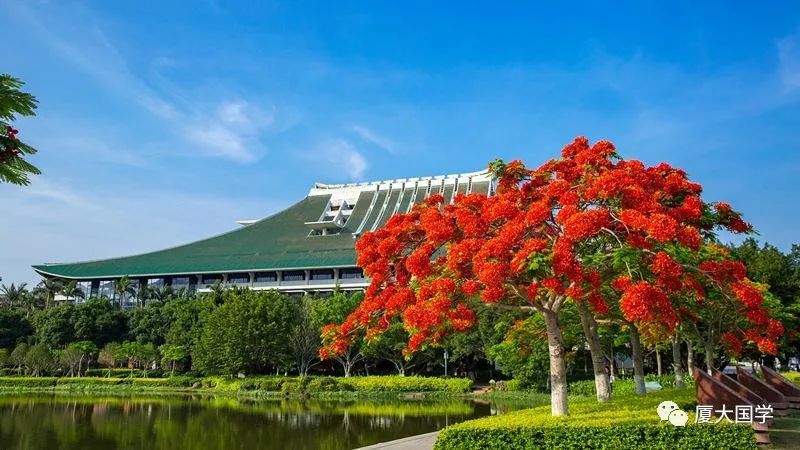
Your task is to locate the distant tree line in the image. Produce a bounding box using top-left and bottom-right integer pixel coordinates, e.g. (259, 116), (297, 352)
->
(0, 238), (797, 382)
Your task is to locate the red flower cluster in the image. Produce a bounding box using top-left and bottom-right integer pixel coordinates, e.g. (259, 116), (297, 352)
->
(320, 136), (783, 360)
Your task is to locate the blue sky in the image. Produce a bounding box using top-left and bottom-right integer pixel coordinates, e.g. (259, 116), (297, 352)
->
(2, 1), (800, 284)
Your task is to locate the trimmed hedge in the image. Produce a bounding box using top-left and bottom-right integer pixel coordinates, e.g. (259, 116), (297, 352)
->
(0, 377), (196, 389)
(339, 376), (472, 393)
(435, 390), (755, 450)
(83, 369), (165, 378)
(0, 375), (472, 394)
(781, 371), (800, 385)
(568, 374), (694, 396)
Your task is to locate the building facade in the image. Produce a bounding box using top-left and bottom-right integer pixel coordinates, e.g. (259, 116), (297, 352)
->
(33, 171), (494, 306)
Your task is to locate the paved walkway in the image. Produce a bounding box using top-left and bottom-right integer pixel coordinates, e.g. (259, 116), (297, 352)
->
(353, 431), (440, 450)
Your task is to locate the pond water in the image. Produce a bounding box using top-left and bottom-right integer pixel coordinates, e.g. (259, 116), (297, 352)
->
(0, 394), (534, 450)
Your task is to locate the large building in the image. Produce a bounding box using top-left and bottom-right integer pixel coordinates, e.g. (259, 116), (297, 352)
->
(33, 171), (494, 305)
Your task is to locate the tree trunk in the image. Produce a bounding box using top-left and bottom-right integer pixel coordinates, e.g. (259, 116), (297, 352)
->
(576, 304), (610, 402)
(686, 340), (694, 372)
(656, 349), (662, 377)
(704, 342), (715, 374)
(543, 309), (569, 416)
(629, 323), (646, 395)
(671, 334), (685, 389)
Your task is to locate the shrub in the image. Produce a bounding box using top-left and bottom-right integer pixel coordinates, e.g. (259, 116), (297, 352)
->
(434, 389), (754, 450)
(0, 377), (58, 388)
(340, 376), (472, 393)
(781, 372), (800, 385)
(281, 378), (311, 396)
(56, 377), (130, 386)
(307, 376), (345, 392)
(84, 368), (160, 378)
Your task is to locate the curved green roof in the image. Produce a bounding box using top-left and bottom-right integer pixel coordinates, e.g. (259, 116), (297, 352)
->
(33, 171), (494, 281)
(33, 194), (357, 280)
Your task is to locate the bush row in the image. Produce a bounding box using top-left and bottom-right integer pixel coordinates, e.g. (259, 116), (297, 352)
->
(435, 422), (755, 450)
(434, 390), (755, 450)
(0, 376), (196, 388)
(568, 374), (695, 396)
(0, 375), (472, 394)
(781, 371), (800, 385)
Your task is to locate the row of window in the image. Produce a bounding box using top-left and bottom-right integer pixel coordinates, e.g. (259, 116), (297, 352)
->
(85, 268), (365, 288)
(74, 268), (366, 294)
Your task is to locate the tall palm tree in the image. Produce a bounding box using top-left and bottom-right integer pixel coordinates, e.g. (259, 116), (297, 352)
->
(150, 285), (174, 303)
(135, 283), (151, 308)
(61, 280), (85, 302)
(21, 291), (43, 318)
(35, 278), (64, 309)
(0, 282), (28, 308)
(114, 276), (136, 308)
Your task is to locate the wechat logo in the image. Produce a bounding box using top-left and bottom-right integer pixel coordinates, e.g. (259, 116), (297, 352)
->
(657, 401), (688, 427)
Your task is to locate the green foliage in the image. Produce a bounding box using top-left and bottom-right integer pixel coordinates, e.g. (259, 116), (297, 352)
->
(10, 343), (28, 369)
(0, 308), (32, 348)
(781, 372), (800, 385)
(0, 348), (8, 368)
(340, 376), (472, 393)
(23, 344), (54, 376)
(128, 303), (171, 345)
(33, 304), (75, 347)
(434, 390), (755, 450)
(194, 290), (295, 375)
(0, 376), (196, 389)
(73, 298), (126, 346)
(0, 74), (40, 185)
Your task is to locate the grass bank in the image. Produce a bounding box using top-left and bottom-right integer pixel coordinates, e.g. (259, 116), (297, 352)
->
(0, 375), (473, 399)
(435, 388), (759, 450)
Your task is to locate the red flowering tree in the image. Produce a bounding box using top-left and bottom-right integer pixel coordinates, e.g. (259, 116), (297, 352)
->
(0, 75), (40, 185)
(321, 136), (782, 416)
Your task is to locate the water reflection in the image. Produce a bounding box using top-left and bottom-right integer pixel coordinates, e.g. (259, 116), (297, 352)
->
(0, 395), (538, 450)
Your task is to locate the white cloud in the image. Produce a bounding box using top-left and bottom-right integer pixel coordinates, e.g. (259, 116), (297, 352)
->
(0, 178), (282, 285)
(303, 139), (368, 180)
(182, 100), (276, 163)
(778, 29), (800, 91)
(351, 124), (397, 153)
(6, 2), (276, 163)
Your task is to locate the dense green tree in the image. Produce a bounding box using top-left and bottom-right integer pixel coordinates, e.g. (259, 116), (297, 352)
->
(24, 344), (54, 376)
(729, 239), (799, 306)
(69, 341), (97, 376)
(0, 348), (8, 368)
(73, 298), (126, 346)
(10, 342), (28, 374)
(314, 291), (364, 377)
(289, 296), (321, 376)
(34, 305), (75, 348)
(128, 304), (171, 346)
(98, 342), (121, 375)
(361, 322), (435, 376)
(0, 74), (40, 185)
(58, 346), (83, 377)
(159, 344), (186, 376)
(115, 341), (159, 376)
(194, 290), (294, 375)
(163, 297), (212, 369)
(0, 307), (32, 349)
